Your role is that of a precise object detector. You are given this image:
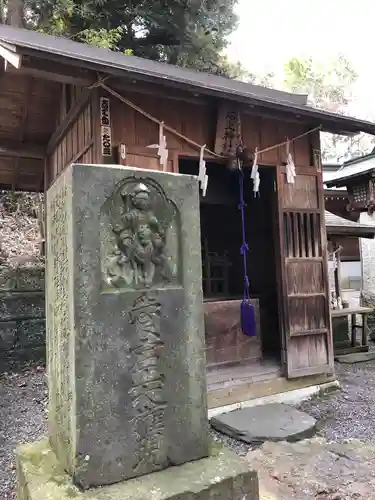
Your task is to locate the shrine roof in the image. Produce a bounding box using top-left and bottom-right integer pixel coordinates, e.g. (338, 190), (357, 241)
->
(0, 25), (375, 136)
(325, 152), (375, 188)
(325, 210), (375, 238)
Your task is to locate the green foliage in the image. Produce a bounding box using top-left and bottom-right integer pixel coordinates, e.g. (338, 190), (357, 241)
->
(77, 27), (125, 50)
(284, 54), (358, 112)
(282, 54), (374, 162)
(25, 0), (239, 74)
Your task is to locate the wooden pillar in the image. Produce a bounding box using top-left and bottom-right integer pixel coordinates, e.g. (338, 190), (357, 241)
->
(332, 239), (342, 300)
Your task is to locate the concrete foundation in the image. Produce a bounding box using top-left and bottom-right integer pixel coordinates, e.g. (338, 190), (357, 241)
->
(16, 438), (259, 500)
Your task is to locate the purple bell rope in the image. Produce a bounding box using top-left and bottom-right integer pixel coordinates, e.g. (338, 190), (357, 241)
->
(238, 166), (256, 337)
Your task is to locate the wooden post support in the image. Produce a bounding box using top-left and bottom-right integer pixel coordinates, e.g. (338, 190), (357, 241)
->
(363, 313), (369, 346)
(333, 240), (342, 301)
(351, 313), (357, 347)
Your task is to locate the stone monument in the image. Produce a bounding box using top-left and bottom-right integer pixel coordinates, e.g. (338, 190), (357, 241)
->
(16, 163), (259, 500)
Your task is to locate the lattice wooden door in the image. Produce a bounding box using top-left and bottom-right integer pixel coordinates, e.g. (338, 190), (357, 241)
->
(276, 165), (334, 378)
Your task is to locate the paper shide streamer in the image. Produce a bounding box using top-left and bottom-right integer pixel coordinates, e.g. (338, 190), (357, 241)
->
(285, 139), (296, 184)
(157, 122), (168, 171)
(250, 147), (260, 196)
(198, 144), (208, 197)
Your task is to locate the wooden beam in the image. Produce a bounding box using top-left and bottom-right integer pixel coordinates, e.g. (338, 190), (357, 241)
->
(5, 56), (94, 87)
(12, 77), (33, 190)
(333, 240), (342, 301)
(0, 42), (22, 70)
(0, 139), (45, 159)
(46, 88), (92, 155)
(111, 79), (206, 105)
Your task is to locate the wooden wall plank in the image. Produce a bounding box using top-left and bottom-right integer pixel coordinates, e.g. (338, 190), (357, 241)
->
(47, 100), (94, 185)
(287, 123), (311, 166)
(259, 118), (281, 165)
(286, 261), (324, 295)
(111, 89), (214, 158)
(241, 114), (261, 155)
(283, 174), (319, 209)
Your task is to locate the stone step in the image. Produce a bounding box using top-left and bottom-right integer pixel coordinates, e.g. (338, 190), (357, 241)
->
(211, 403), (317, 444)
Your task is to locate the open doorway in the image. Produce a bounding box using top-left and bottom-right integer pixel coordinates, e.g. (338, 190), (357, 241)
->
(179, 158), (283, 388)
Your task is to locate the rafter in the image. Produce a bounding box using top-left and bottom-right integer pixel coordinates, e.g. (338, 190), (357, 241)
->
(0, 139), (45, 159)
(0, 42), (22, 70)
(5, 56), (93, 87)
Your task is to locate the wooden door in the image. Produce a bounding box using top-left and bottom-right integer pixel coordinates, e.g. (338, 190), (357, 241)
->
(276, 165), (334, 378)
(117, 146), (177, 173)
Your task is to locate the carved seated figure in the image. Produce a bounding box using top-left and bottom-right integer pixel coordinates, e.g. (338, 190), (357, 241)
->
(107, 182), (173, 288)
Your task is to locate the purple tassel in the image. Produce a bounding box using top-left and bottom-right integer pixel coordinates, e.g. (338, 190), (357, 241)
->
(241, 300), (257, 337)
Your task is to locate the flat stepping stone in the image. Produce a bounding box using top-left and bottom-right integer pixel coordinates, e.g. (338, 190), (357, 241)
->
(335, 352), (375, 363)
(210, 403), (316, 444)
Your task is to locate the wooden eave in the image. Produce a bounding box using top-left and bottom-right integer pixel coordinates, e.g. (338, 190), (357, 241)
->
(325, 210), (375, 238)
(324, 188), (348, 199)
(1, 25), (375, 136)
(8, 51), (374, 136)
(0, 26), (375, 191)
(0, 58), (59, 191)
(325, 170), (375, 189)
(326, 226), (375, 238)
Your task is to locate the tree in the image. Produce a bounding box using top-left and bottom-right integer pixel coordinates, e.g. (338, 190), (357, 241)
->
(6, 0), (24, 26)
(25, 0), (239, 75)
(282, 55), (374, 163)
(283, 55), (357, 112)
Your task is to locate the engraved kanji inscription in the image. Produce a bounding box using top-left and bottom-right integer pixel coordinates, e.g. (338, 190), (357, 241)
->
(128, 294), (166, 473)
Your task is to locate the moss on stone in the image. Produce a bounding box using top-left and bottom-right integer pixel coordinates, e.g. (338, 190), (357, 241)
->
(16, 437), (259, 500)
(15, 438), (85, 500)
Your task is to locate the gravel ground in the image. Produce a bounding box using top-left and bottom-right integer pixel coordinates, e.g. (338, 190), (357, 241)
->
(3, 360), (375, 498)
(298, 359), (375, 442)
(0, 368), (47, 500)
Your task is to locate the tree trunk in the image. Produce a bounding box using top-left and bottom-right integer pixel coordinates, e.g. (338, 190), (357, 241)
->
(7, 0), (24, 28)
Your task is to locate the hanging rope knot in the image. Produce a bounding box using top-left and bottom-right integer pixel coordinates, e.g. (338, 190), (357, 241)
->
(240, 243), (249, 255)
(87, 74), (109, 89)
(243, 275), (251, 302)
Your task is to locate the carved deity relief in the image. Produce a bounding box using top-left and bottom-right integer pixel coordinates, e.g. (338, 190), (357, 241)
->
(101, 177), (180, 291)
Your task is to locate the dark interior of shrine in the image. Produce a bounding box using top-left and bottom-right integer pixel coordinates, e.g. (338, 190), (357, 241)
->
(179, 158), (282, 361)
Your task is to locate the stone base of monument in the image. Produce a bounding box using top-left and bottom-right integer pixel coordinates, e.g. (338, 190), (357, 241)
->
(16, 438), (260, 500)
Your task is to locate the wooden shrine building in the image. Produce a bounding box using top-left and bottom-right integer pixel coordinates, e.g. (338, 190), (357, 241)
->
(324, 164), (361, 264)
(1, 25), (375, 408)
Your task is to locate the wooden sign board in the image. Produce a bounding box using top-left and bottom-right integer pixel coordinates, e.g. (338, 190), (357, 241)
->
(100, 97), (112, 157)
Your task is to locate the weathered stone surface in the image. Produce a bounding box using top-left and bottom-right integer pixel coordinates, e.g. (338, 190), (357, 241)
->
(0, 317), (45, 351)
(0, 320), (17, 350)
(1, 345), (45, 371)
(0, 265), (44, 291)
(46, 164), (208, 489)
(16, 439), (259, 500)
(0, 294), (46, 372)
(335, 352), (375, 363)
(359, 212), (375, 337)
(332, 315), (350, 347)
(247, 437), (375, 499)
(211, 403), (316, 444)
(0, 292), (44, 320)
